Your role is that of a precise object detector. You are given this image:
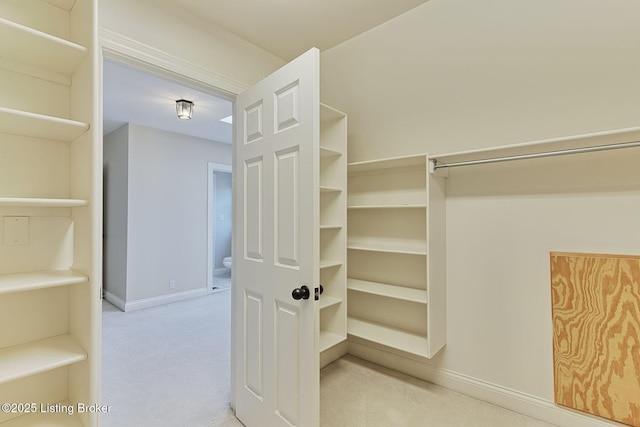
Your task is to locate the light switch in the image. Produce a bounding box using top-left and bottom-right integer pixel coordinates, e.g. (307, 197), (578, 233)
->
(3, 216), (29, 246)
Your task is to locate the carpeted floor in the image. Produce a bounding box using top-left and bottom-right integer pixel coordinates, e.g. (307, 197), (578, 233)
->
(102, 290), (556, 427)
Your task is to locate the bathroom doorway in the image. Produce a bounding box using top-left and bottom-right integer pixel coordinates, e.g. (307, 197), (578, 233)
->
(208, 162), (233, 292)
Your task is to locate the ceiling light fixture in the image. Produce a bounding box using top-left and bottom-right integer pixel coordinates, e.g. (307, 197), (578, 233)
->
(175, 99), (194, 120)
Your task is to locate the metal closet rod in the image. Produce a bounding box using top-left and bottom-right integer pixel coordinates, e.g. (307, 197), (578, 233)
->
(431, 140), (640, 170)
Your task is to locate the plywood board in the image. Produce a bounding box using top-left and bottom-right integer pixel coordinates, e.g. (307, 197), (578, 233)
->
(551, 252), (640, 426)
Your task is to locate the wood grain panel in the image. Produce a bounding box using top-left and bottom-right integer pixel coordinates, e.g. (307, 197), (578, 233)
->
(551, 252), (640, 427)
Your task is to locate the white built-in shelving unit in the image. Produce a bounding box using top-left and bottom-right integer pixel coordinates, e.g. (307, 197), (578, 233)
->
(318, 104), (348, 368)
(346, 154), (446, 358)
(0, 0), (100, 425)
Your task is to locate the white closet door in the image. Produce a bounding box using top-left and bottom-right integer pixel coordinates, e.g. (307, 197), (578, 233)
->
(233, 48), (320, 427)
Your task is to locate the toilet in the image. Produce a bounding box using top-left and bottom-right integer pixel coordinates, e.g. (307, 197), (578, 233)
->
(223, 256), (232, 269)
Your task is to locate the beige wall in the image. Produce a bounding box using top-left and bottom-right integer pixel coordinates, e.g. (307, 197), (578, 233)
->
(322, 0), (640, 162)
(322, 1), (640, 425)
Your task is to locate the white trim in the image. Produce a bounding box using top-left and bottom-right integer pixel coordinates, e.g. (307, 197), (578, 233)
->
(122, 288), (209, 312)
(207, 162), (233, 294)
(348, 342), (624, 427)
(98, 27), (247, 98)
(104, 291), (126, 312)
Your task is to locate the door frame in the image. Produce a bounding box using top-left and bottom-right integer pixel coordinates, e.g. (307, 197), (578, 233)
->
(99, 28), (246, 409)
(207, 162), (233, 293)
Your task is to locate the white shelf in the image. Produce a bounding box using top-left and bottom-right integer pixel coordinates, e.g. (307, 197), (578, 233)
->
(320, 296), (342, 310)
(320, 225), (342, 230)
(0, 18), (87, 76)
(0, 335), (87, 384)
(0, 270), (88, 295)
(347, 204), (427, 210)
(348, 154), (427, 174)
(347, 278), (427, 304)
(347, 238), (427, 256)
(320, 259), (343, 269)
(348, 317), (428, 357)
(320, 330), (345, 352)
(2, 403), (83, 427)
(320, 146), (342, 158)
(0, 198), (88, 208)
(0, 107), (89, 142)
(320, 103), (346, 122)
(320, 186), (342, 193)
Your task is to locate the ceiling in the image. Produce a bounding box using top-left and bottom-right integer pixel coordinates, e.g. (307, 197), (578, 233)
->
(169, 0), (430, 61)
(103, 60), (233, 143)
(103, 0), (430, 142)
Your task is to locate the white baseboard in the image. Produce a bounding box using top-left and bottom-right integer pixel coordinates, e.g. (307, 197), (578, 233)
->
(119, 288), (209, 312)
(104, 291), (126, 311)
(348, 341), (623, 427)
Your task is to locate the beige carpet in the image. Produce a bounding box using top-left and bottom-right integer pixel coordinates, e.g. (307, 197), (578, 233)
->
(102, 290), (555, 427)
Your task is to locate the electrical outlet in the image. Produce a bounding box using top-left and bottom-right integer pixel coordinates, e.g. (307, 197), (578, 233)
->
(169, 280), (176, 289)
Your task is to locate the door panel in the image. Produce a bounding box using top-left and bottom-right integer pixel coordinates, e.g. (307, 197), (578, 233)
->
(233, 48), (320, 427)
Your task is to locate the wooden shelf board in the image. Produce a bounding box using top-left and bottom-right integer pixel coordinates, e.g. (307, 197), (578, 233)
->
(0, 270), (88, 295)
(2, 402), (83, 427)
(0, 335), (87, 384)
(320, 260), (343, 269)
(0, 18), (87, 76)
(320, 225), (342, 230)
(320, 146), (343, 158)
(0, 107), (89, 142)
(347, 317), (428, 357)
(320, 330), (345, 352)
(0, 198), (88, 208)
(347, 278), (427, 304)
(347, 204), (427, 210)
(320, 186), (342, 193)
(347, 238), (427, 256)
(348, 154), (427, 174)
(320, 296), (342, 310)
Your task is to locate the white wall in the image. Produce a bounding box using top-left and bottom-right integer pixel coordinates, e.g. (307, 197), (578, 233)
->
(126, 124), (231, 303)
(322, 1), (640, 425)
(103, 124), (129, 304)
(103, 124), (232, 310)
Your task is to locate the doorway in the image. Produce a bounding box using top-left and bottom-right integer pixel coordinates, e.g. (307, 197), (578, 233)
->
(101, 51), (237, 425)
(208, 163), (233, 292)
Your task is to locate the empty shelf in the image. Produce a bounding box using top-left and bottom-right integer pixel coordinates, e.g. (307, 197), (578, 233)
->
(0, 335), (87, 384)
(348, 154), (426, 174)
(320, 296), (342, 310)
(347, 278), (427, 304)
(320, 103), (346, 122)
(347, 317), (428, 357)
(320, 186), (342, 193)
(347, 204), (427, 210)
(0, 107), (89, 142)
(1, 404), (83, 427)
(0, 270), (88, 295)
(0, 198), (88, 208)
(347, 238), (427, 256)
(320, 330), (345, 352)
(0, 18), (87, 76)
(320, 146), (342, 158)
(320, 260), (343, 269)
(320, 225), (343, 230)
